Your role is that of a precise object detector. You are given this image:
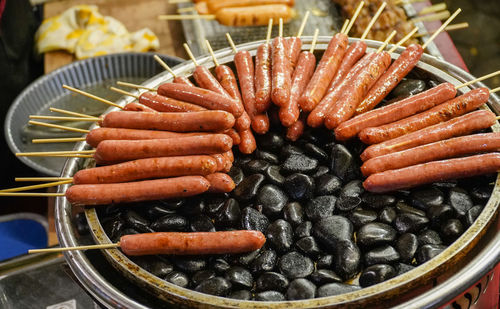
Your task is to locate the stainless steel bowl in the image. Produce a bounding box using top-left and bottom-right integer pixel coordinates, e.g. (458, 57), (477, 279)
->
(55, 37), (500, 308)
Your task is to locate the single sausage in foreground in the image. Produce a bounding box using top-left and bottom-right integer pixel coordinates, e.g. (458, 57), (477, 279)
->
(139, 92), (206, 112)
(360, 110), (497, 161)
(206, 173), (236, 193)
(120, 231), (266, 256)
(238, 129), (257, 154)
(361, 133), (500, 176)
(326, 41), (367, 93)
(271, 36), (292, 107)
(193, 65), (231, 98)
(123, 102), (157, 112)
(363, 153), (500, 193)
(101, 111), (235, 132)
(286, 37), (302, 71)
(73, 155), (217, 184)
(66, 176), (210, 206)
(254, 43), (272, 113)
(286, 114), (306, 141)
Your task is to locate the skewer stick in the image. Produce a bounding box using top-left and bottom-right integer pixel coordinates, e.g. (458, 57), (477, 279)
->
(388, 27), (419, 53)
(226, 33), (238, 53)
(422, 8), (461, 49)
(418, 3), (446, 16)
(279, 18), (283, 38)
(109, 87), (140, 99)
(154, 55), (177, 77)
(168, 0), (191, 3)
(376, 30), (397, 53)
(414, 22), (469, 38)
(158, 14), (215, 21)
(395, 0), (426, 5)
(360, 2), (387, 40)
(205, 40), (219, 67)
(183, 43), (198, 66)
(16, 150), (95, 157)
(29, 120), (90, 134)
(340, 19), (350, 35)
(266, 19), (273, 44)
(411, 10), (450, 23)
(32, 137), (86, 144)
(15, 177), (73, 182)
(29, 243), (120, 254)
(490, 87), (500, 94)
(29, 115), (100, 122)
(0, 192), (65, 197)
(62, 85), (123, 109)
(177, 7), (195, 13)
(309, 29), (320, 53)
(344, 1), (365, 35)
(0, 180), (73, 193)
(49, 108), (96, 119)
(456, 70), (500, 89)
(117, 81), (156, 92)
(296, 11), (310, 38)
(16, 154), (94, 158)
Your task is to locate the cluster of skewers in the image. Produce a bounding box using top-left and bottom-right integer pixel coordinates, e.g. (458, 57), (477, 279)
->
(3, 2), (500, 257)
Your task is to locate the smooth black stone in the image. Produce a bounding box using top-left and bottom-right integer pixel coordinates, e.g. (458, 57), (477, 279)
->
(173, 257), (206, 273)
(251, 249), (277, 273)
(165, 271), (189, 288)
(314, 216), (353, 249)
(228, 166), (244, 186)
(336, 195), (362, 212)
(316, 255), (334, 268)
(233, 174), (265, 201)
(278, 251), (314, 279)
(295, 221), (313, 238)
(145, 205), (177, 218)
(394, 213), (430, 234)
(283, 173), (315, 200)
(304, 143), (328, 162)
(306, 195), (337, 221)
(204, 196), (227, 216)
(323, 142), (337, 153)
(212, 258), (230, 274)
(266, 219), (294, 252)
(364, 245), (400, 266)
(229, 290), (252, 300)
(257, 132), (285, 152)
(254, 291), (285, 301)
(124, 210), (152, 233)
(281, 154), (319, 175)
(310, 269), (342, 285)
(133, 256), (173, 278)
(395, 262), (415, 276)
(192, 270), (216, 286)
(357, 222), (397, 247)
(194, 277), (232, 296)
(286, 279), (316, 300)
(448, 187), (474, 216)
(215, 198), (241, 227)
(410, 188), (444, 210)
(359, 264), (397, 287)
(241, 207), (269, 233)
(257, 185), (288, 217)
(317, 283), (361, 297)
(427, 204), (455, 226)
(265, 165), (286, 186)
(312, 166), (330, 178)
(418, 229), (442, 245)
(362, 193), (397, 209)
(379, 207), (397, 224)
(334, 240), (361, 280)
(151, 215), (188, 232)
(116, 228), (139, 240)
(103, 215), (125, 242)
(159, 199), (185, 210)
(396, 233), (418, 263)
(224, 266), (253, 289)
(295, 236), (322, 257)
(234, 155), (252, 167)
(330, 144), (354, 180)
(233, 249), (261, 266)
(180, 199), (206, 217)
(416, 244), (447, 264)
(470, 186), (492, 201)
(465, 205), (483, 226)
(349, 208), (378, 227)
(395, 201), (427, 217)
(190, 215), (215, 232)
(280, 144), (304, 159)
(340, 180), (365, 198)
(432, 180), (458, 189)
(244, 159), (271, 174)
(255, 150), (279, 164)
(315, 174), (342, 196)
(256, 272), (289, 292)
(391, 79), (426, 98)
(440, 219), (464, 243)
(283, 202), (304, 227)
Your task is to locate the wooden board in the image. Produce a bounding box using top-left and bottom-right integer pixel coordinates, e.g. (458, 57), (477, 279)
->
(43, 0), (188, 73)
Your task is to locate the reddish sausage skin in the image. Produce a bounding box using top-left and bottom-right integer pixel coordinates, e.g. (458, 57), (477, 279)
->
(139, 92), (206, 112)
(211, 154), (229, 172)
(157, 83), (243, 117)
(361, 133), (500, 176)
(66, 176), (210, 206)
(224, 128), (241, 145)
(335, 83), (457, 141)
(254, 43), (272, 113)
(271, 37), (292, 107)
(324, 51), (392, 129)
(299, 33), (348, 112)
(193, 66), (231, 98)
(206, 173), (236, 193)
(238, 129), (257, 154)
(364, 153), (500, 193)
(102, 111), (235, 132)
(94, 134), (233, 164)
(73, 155), (217, 184)
(360, 110), (496, 161)
(286, 114), (306, 141)
(173, 76), (195, 87)
(123, 102), (157, 112)
(120, 230), (266, 256)
(326, 41), (367, 93)
(359, 88), (491, 144)
(279, 51), (316, 127)
(286, 37), (302, 70)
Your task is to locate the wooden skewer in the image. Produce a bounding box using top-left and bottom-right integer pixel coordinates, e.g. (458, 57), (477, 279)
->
(117, 81), (156, 92)
(0, 192), (66, 197)
(62, 85), (123, 109)
(344, 1), (365, 35)
(422, 8), (461, 49)
(16, 150), (96, 157)
(309, 29), (320, 54)
(490, 87), (500, 94)
(15, 177), (73, 182)
(456, 70), (500, 89)
(376, 30), (397, 53)
(154, 55), (177, 77)
(388, 27), (419, 53)
(395, 0), (427, 5)
(158, 14), (215, 21)
(205, 40), (219, 67)
(29, 115), (101, 122)
(360, 2), (387, 40)
(414, 22), (469, 38)
(29, 120), (90, 134)
(49, 107), (96, 119)
(0, 180), (73, 193)
(278, 18), (283, 38)
(178, 7), (195, 13)
(411, 10), (450, 23)
(340, 19), (350, 35)
(226, 33), (238, 53)
(168, 0), (191, 3)
(418, 3), (447, 16)
(296, 11), (310, 38)
(109, 87), (140, 99)
(266, 19), (273, 44)
(29, 243), (120, 254)
(183, 43), (199, 66)
(32, 137), (86, 144)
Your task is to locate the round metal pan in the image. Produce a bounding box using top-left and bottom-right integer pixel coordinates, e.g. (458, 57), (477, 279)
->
(55, 37), (500, 308)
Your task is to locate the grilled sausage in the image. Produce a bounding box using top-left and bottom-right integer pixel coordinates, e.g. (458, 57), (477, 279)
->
(224, 128), (241, 145)
(254, 43), (272, 113)
(286, 37), (302, 71)
(271, 36), (292, 107)
(123, 102), (158, 112)
(207, 0), (294, 12)
(286, 114), (306, 141)
(173, 76), (195, 87)
(206, 173), (236, 193)
(139, 92), (206, 112)
(193, 66), (231, 98)
(326, 41), (367, 93)
(238, 129), (257, 154)
(216, 4), (293, 27)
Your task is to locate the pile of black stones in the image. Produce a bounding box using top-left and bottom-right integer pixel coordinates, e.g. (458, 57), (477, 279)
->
(94, 79), (494, 301)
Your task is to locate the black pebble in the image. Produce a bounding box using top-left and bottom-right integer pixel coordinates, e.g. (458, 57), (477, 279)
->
(192, 270), (216, 286)
(359, 264), (397, 287)
(244, 159), (271, 174)
(256, 185), (288, 217)
(212, 258), (230, 274)
(362, 193), (397, 209)
(257, 132), (285, 152)
(295, 221), (313, 238)
(283, 202), (304, 227)
(470, 186), (492, 202)
(151, 215), (187, 232)
(283, 173), (315, 200)
(295, 236), (322, 257)
(317, 283), (361, 297)
(364, 245), (400, 266)
(395, 201), (426, 217)
(316, 255), (334, 268)
(334, 240), (361, 280)
(304, 143), (328, 162)
(190, 215), (215, 232)
(418, 229), (442, 245)
(395, 262), (415, 276)
(265, 165), (286, 186)
(145, 204), (176, 218)
(229, 290), (252, 300)
(465, 205), (483, 226)
(379, 207), (397, 224)
(194, 277), (232, 296)
(440, 219), (464, 243)
(336, 195), (362, 212)
(313, 216), (353, 249)
(224, 266), (253, 289)
(394, 213), (429, 234)
(410, 188), (444, 210)
(251, 249), (277, 273)
(281, 154), (319, 175)
(357, 222), (397, 247)
(330, 144), (354, 180)
(254, 291), (285, 301)
(340, 180), (365, 198)
(204, 197), (227, 216)
(278, 251), (314, 279)
(233, 174), (265, 201)
(396, 233), (418, 263)
(124, 210), (153, 233)
(306, 195), (337, 221)
(310, 269), (342, 285)
(416, 244), (447, 264)
(256, 272), (289, 292)
(173, 257), (206, 273)
(315, 174), (342, 196)
(165, 271), (189, 288)
(215, 198), (241, 227)
(233, 249), (261, 266)
(312, 166), (330, 178)
(426, 204), (455, 226)
(286, 278), (316, 300)
(241, 207), (269, 233)
(391, 79), (426, 98)
(134, 256), (173, 278)
(349, 208), (378, 227)
(266, 219), (294, 253)
(228, 166), (244, 186)
(255, 150), (279, 164)
(448, 187), (474, 216)
(280, 144), (304, 159)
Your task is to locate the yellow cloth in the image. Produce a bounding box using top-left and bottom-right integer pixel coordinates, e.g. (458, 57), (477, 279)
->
(35, 5), (159, 59)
